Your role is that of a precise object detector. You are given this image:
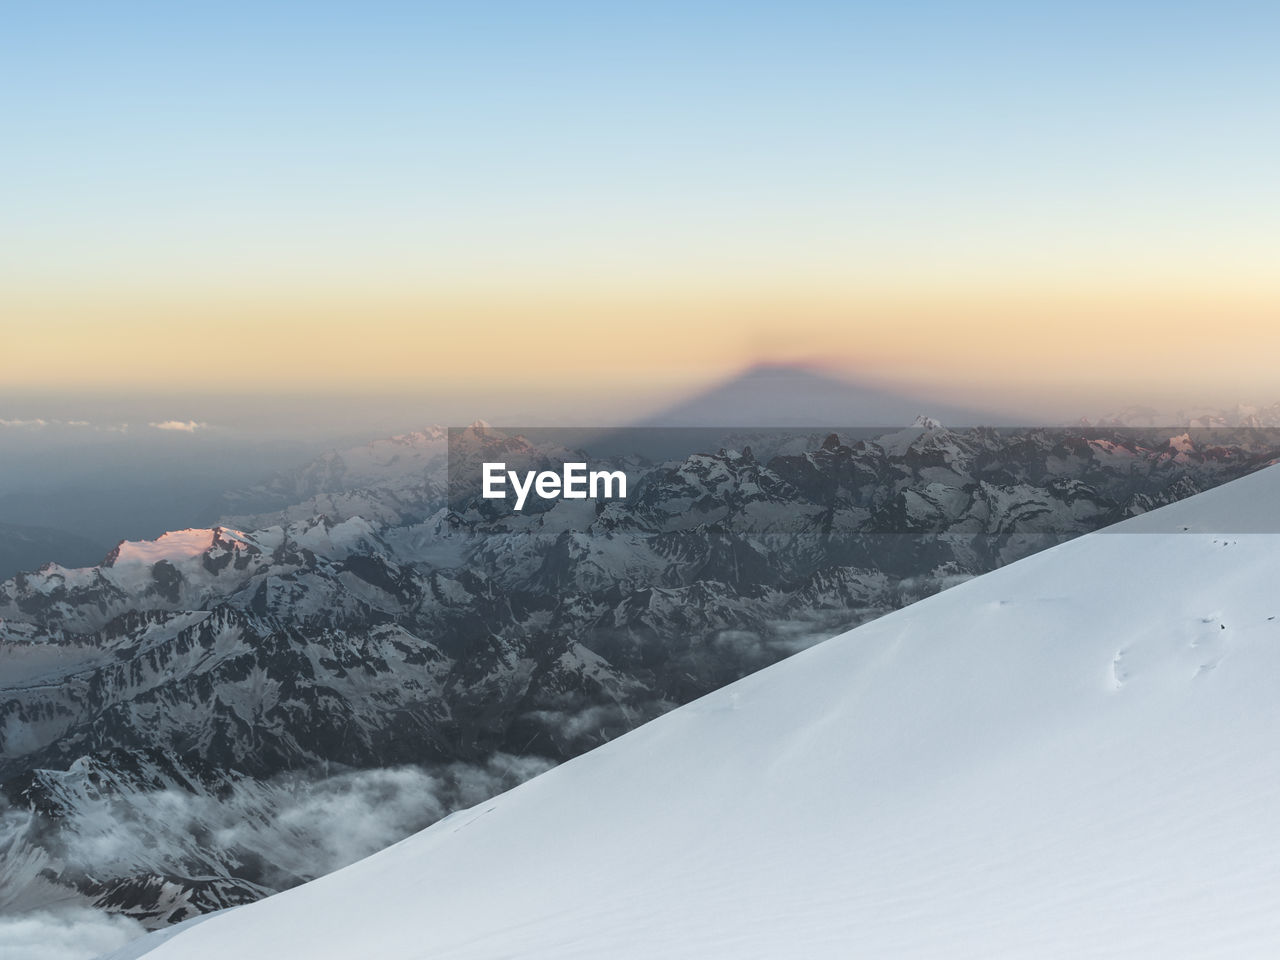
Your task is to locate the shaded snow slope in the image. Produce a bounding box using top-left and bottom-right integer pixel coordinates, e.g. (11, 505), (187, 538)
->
(117, 467), (1280, 959)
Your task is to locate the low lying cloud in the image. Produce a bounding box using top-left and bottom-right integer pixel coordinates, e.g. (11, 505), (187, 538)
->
(0, 417), (212, 434)
(233, 757), (555, 883)
(0, 418), (98, 429)
(4, 753), (557, 943)
(0, 416), (219, 435)
(0, 417), (125, 432)
(148, 420), (207, 433)
(527, 703), (647, 743)
(0, 907), (146, 960)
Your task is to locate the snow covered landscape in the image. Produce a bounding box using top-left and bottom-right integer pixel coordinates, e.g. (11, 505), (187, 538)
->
(1, 420), (1276, 959)
(95, 462), (1280, 959)
(7, 4), (1276, 956)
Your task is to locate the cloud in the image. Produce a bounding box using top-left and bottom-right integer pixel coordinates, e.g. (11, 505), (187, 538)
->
(0, 417), (120, 432)
(201, 756), (556, 885)
(7, 754), (558, 923)
(527, 703), (646, 743)
(0, 907), (146, 960)
(148, 420), (207, 433)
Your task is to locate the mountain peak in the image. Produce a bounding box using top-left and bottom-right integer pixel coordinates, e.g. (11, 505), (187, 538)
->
(103, 529), (225, 567)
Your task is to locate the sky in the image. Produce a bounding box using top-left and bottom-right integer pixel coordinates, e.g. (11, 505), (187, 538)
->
(2, 1), (1278, 416)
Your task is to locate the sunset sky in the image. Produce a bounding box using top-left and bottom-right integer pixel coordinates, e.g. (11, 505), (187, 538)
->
(3, 2), (1277, 416)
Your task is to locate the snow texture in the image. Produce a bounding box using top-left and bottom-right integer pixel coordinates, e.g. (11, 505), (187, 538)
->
(109, 464), (1280, 959)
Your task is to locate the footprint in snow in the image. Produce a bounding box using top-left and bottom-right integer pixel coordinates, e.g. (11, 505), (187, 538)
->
(1110, 649), (1127, 690)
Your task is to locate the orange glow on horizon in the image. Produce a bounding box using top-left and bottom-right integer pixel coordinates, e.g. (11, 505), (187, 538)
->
(3, 276), (1277, 414)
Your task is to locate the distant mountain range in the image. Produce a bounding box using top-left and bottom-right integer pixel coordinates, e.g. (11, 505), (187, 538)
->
(1086, 401), (1280, 427)
(102, 462), (1280, 960)
(3, 420), (1278, 932)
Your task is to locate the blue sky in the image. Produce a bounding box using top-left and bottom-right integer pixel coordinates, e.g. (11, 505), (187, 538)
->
(2, 2), (1277, 404)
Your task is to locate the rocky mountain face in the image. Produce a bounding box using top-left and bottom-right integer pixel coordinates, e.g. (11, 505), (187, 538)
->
(1, 421), (1277, 928)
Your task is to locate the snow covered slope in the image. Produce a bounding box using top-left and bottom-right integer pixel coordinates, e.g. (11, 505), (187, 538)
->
(115, 465), (1280, 959)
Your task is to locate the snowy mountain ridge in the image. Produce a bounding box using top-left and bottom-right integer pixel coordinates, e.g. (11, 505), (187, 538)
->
(2, 422), (1279, 939)
(108, 463), (1280, 960)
